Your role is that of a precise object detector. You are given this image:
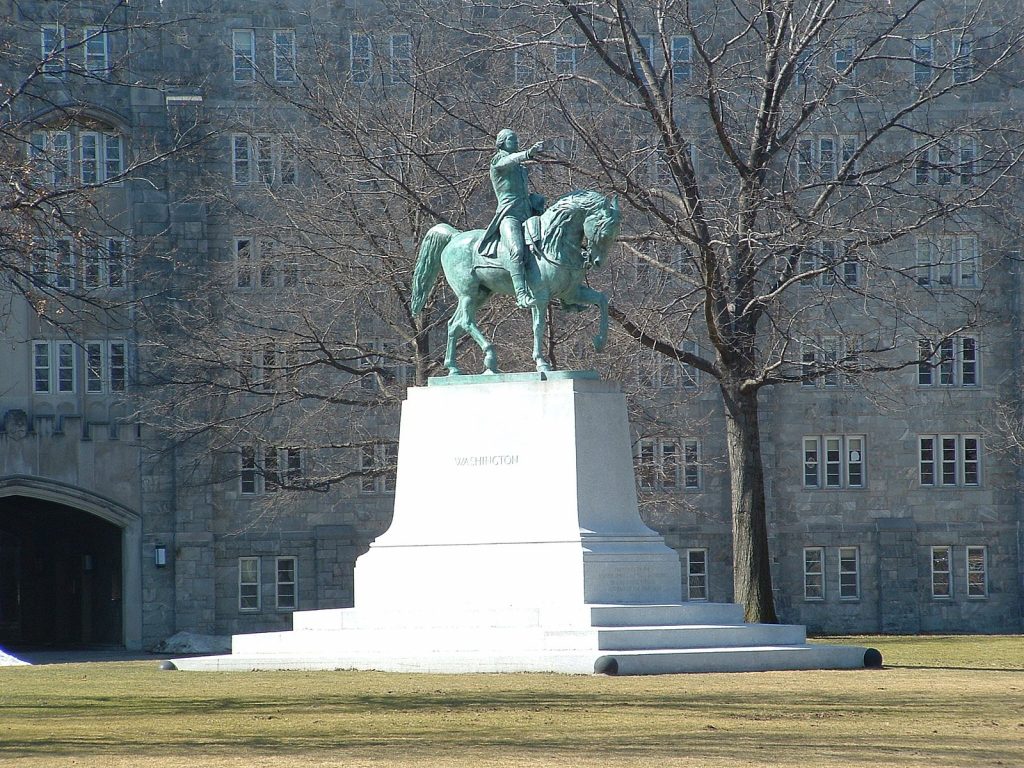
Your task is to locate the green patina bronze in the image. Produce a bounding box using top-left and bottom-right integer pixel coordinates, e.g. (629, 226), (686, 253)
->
(411, 132), (621, 375)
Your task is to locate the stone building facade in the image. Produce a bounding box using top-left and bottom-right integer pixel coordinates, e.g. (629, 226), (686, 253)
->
(0, 0), (1021, 649)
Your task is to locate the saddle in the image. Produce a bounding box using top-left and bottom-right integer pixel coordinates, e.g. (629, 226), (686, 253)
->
(478, 214), (544, 262)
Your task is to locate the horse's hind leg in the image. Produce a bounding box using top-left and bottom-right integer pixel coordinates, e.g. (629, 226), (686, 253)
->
(444, 314), (465, 376)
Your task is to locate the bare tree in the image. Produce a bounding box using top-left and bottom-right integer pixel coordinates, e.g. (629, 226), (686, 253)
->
(390, 0), (1024, 620)
(0, 0), (207, 326)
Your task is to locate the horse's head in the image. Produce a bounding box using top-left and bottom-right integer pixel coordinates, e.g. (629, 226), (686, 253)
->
(583, 195), (621, 269)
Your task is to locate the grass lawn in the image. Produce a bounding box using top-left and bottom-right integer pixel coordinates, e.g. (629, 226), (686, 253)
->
(0, 635), (1021, 767)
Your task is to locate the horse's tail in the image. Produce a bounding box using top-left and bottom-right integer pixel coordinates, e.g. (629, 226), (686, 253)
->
(411, 223), (459, 314)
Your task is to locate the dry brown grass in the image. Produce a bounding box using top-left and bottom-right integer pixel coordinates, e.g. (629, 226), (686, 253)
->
(0, 635), (1021, 767)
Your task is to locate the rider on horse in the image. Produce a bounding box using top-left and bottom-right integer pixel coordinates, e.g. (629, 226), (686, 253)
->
(477, 129), (546, 309)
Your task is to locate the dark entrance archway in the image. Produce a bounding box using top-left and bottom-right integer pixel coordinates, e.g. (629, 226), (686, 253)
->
(0, 496), (123, 647)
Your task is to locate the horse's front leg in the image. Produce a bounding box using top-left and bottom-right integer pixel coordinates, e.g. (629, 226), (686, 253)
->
(531, 298), (551, 372)
(567, 285), (609, 352)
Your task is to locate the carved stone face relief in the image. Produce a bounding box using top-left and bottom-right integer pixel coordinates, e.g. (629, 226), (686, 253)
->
(3, 410), (29, 441)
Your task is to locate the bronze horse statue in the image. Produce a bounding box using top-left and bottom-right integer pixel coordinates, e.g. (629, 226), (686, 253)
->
(410, 190), (621, 374)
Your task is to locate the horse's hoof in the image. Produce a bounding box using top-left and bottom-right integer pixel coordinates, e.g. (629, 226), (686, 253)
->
(447, 369), (462, 376)
(483, 369), (497, 375)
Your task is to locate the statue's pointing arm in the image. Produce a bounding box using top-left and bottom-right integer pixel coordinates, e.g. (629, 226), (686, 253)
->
(492, 142), (545, 169)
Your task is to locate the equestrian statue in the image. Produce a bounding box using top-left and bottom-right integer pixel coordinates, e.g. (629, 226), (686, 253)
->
(410, 129), (621, 375)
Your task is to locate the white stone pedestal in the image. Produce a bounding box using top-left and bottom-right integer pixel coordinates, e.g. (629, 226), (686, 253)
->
(174, 374), (876, 674)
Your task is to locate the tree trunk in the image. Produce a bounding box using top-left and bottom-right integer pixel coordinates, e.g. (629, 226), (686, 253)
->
(720, 382), (779, 624)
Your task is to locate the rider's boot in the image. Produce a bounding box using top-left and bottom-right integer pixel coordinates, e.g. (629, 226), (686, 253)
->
(509, 263), (535, 309)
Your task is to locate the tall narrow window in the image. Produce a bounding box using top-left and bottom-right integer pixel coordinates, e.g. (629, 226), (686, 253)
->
(966, 546), (987, 598)
(350, 33), (372, 85)
(232, 29), (256, 82)
(804, 547), (825, 600)
(273, 30), (296, 82)
(49, 132), (72, 186)
(106, 238), (127, 288)
(632, 34), (654, 81)
(80, 132), (99, 183)
(234, 238), (253, 288)
(958, 137), (976, 187)
(513, 48), (534, 84)
(554, 41), (576, 75)
(264, 447), (280, 492)
(52, 238), (74, 289)
(104, 134), (123, 181)
(796, 138), (815, 183)
(834, 39), (855, 80)
(913, 37), (933, 86)
(83, 26), (109, 73)
(33, 342), (52, 393)
(232, 135), (252, 184)
(803, 437), (820, 487)
(239, 557), (261, 611)
(686, 549), (708, 601)
(839, 547), (860, 600)
(919, 436), (936, 485)
(671, 35), (692, 83)
(931, 546), (951, 598)
(818, 137), (836, 181)
(276, 557), (297, 609)
(240, 446), (257, 494)
(41, 25), (66, 76)
(388, 33), (412, 84)
(952, 35), (973, 83)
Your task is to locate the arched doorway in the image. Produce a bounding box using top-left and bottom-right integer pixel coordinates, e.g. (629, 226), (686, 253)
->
(0, 478), (142, 649)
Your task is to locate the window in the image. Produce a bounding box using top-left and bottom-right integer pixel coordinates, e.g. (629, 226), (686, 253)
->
(803, 435), (865, 489)
(232, 29), (256, 82)
(801, 336), (849, 388)
(361, 340), (414, 391)
(77, 132), (123, 183)
(833, 38), (855, 81)
(83, 238), (127, 289)
(966, 546), (987, 598)
(795, 45), (815, 86)
(639, 339), (699, 390)
(915, 137), (975, 187)
(917, 336), (979, 387)
(360, 443), (398, 494)
(953, 35), (973, 84)
(914, 235), (979, 288)
(32, 237), (77, 288)
(29, 131), (71, 186)
(231, 135), (296, 186)
(796, 135), (855, 184)
(32, 340), (76, 394)
(632, 34), (654, 81)
(913, 37), (933, 86)
(83, 26), (109, 73)
(273, 29), (296, 82)
(671, 35), (692, 83)
(234, 237), (299, 289)
(636, 438), (700, 491)
(919, 435), (980, 487)
(839, 547), (860, 600)
(803, 547), (824, 600)
(799, 240), (858, 287)
(388, 33), (412, 84)
(686, 549), (708, 601)
(930, 546), (951, 598)
(239, 557), (261, 611)
(554, 41), (577, 75)
(276, 556), (297, 610)
(513, 48), (534, 84)
(85, 341), (128, 393)
(41, 25), (66, 76)
(240, 446), (303, 494)
(350, 33), (372, 85)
